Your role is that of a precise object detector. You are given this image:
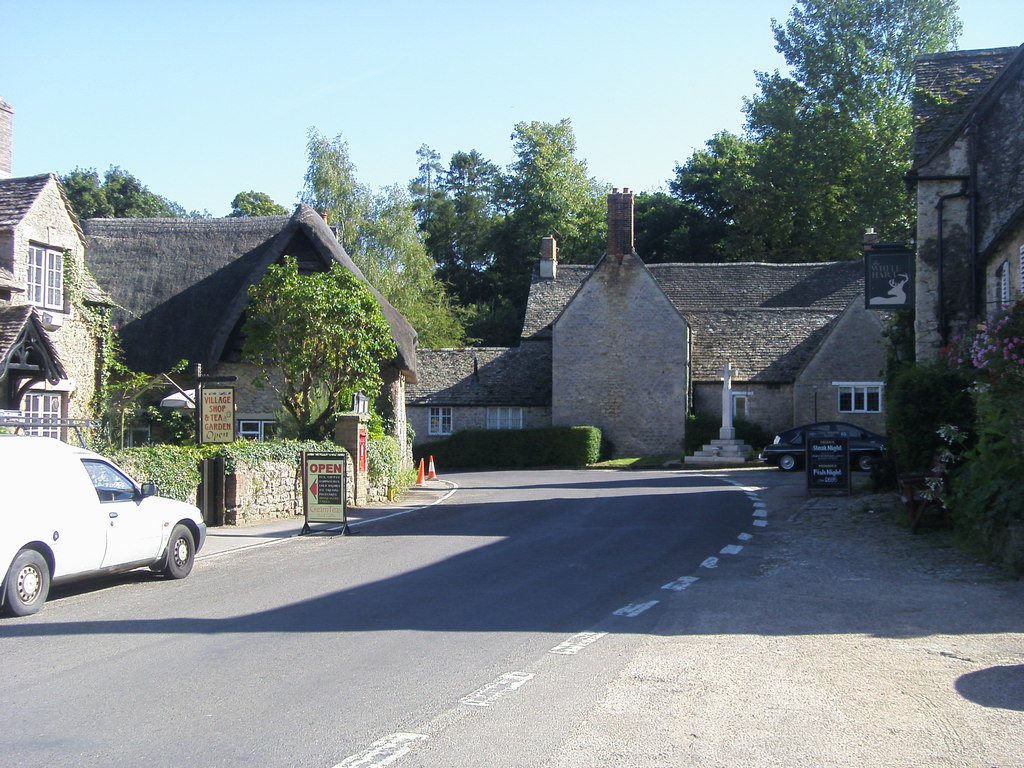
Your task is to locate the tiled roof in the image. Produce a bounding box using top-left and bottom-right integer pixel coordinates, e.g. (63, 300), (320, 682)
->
(912, 46), (1020, 166)
(0, 266), (20, 292)
(0, 304), (66, 382)
(407, 342), (551, 406)
(0, 174), (52, 229)
(520, 265), (590, 339)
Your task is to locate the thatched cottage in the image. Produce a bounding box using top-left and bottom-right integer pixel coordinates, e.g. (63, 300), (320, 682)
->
(83, 205), (417, 445)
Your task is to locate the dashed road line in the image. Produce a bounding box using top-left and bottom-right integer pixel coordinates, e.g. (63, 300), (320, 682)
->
(549, 631), (608, 655)
(662, 575), (700, 591)
(613, 601), (659, 617)
(332, 732), (428, 767)
(720, 544), (743, 555)
(460, 672), (535, 707)
(700, 556), (720, 569)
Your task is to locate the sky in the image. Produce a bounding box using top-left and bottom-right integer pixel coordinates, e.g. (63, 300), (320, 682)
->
(3, 1), (1022, 217)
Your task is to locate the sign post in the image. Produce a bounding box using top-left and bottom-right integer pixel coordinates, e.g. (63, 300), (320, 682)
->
(806, 432), (851, 496)
(301, 451), (350, 535)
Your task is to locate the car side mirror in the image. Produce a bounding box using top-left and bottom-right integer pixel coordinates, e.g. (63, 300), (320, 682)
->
(140, 482), (158, 498)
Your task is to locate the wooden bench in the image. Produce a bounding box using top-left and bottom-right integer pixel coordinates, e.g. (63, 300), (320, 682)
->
(897, 472), (950, 533)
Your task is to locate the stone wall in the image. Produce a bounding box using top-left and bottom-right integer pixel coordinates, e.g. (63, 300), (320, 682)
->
(693, 381), (794, 438)
(984, 222), (1024, 308)
(553, 251), (689, 457)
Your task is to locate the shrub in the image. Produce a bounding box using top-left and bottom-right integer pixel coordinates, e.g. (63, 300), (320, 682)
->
(110, 444), (205, 503)
(885, 360), (974, 472)
(415, 426), (601, 469)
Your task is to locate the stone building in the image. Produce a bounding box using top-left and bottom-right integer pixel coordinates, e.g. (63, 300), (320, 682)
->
(409, 190), (887, 456)
(83, 206), (418, 447)
(908, 43), (1024, 358)
(0, 99), (112, 434)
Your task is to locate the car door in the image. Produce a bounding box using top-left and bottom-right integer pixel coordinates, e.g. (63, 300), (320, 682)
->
(81, 460), (164, 567)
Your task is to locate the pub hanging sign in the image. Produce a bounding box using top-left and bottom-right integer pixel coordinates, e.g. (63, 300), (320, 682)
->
(865, 243), (915, 310)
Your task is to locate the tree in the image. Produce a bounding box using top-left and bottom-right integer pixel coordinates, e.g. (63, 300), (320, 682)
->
(61, 167), (186, 221)
(301, 129), (465, 348)
(229, 191), (289, 217)
(242, 257), (397, 440)
(670, 0), (961, 262)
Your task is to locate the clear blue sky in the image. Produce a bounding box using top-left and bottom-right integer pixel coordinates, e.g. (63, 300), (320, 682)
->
(3, 1), (1021, 217)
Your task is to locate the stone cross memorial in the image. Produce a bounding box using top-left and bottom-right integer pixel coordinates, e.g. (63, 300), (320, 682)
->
(687, 361), (754, 466)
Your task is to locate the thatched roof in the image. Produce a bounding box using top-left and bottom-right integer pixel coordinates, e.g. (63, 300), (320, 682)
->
(83, 204), (417, 379)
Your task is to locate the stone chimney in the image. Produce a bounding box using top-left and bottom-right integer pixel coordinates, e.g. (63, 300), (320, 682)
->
(863, 228), (879, 249)
(0, 99), (13, 180)
(539, 234), (558, 279)
(607, 188), (635, 263)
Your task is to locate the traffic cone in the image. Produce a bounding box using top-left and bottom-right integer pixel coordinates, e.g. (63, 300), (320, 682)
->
(416, 458), (425, 486)
(428, 456), (437, 480)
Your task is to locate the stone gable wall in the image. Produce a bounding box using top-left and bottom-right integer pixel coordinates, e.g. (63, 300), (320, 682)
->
(553, 253), (689, 457)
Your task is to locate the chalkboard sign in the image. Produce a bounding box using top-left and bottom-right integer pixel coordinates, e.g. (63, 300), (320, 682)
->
(806, 432), (851, 496)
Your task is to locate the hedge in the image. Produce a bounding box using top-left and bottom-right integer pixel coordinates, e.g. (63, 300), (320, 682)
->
(414, 426), (602, 469)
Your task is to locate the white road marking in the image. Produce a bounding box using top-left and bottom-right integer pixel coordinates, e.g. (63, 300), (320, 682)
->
(700, 557), (719, 569)
(460, 672), (535, 707)
(613, 601), (659, 617)
(753, 509), (768, 518)
(738, 532), (753, 541)
(753, 519), (768, 527)
(720, 544), (743, 555)
(753, 501), (767, 508)
(662, 575), (700, 591)
(333, 733), (428, 767)
(549, 632), (608, 655)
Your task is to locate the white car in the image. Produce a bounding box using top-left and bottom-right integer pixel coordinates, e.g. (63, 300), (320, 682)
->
(1, 435), (206, 617)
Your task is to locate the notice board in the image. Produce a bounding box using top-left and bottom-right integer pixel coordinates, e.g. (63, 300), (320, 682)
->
(302, 452), (348, 527)
(806, 432), (851, 496)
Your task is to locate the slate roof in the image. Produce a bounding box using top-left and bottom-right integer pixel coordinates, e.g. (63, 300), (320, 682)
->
(911, 46), (1021, 167)
(406, 343), (551, 406)
(0, 266), (20, 293)
(0, 173), (85, 245)
(522, 259), (862, 385)
(83, 204), (417, 379)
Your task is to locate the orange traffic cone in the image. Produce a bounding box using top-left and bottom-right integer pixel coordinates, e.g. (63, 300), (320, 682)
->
(428, 456), (437, 480)
(416, 458), (425, 486)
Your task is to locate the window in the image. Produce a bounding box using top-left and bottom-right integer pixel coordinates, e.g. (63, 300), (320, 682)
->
(82, 460), (137, 503)
(1019, 245), (1024, 298)
(428, 407), (452, 436)
(486, 407), (523, 430)
(27, 246), (63, 310)
(835, 383), (883, 413)
(23, 391), (62, 438)
(996, 260), (1011, 309)
(238, 420), (277, 441)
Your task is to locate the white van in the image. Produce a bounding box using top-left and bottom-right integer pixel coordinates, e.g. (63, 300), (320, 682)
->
(1, 435), (206, 617)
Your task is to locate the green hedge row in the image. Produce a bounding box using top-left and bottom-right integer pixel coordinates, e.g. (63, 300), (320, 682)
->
(414, 426), (602, 469)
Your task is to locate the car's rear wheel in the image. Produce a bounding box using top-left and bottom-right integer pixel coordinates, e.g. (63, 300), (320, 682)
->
(857, 453), (874, 472)
(162, 525), (195, 579)
(777, 453), (799, 472)
(3, 549), (50, 617)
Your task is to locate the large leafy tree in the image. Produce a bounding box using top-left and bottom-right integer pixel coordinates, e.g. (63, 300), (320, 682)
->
(229, 191), (289, 217)
(61, 166), (188, 221)
(301, 129), (464, 348)
(242, 257), (396, 440)
(670, 0), (961, 263)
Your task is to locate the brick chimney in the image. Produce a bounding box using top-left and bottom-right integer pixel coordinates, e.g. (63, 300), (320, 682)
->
(607, 188), (635, 263)
(539, 234), (558, 279)
(0, 99), (12, 180)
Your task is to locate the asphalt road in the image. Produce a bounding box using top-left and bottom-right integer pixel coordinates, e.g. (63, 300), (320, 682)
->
(0, 469), (760, 768)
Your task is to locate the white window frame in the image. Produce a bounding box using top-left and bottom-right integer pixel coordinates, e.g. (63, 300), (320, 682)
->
(27, 245), (64, 311)
(833, 382), (883, 414)
(23, 391), (63, 438)
(428, 407), (453, 436)
(996, 260), (1011, 309)
(1018, 244), (1024, 298)
(486, 406), (523, 430)
(237, 419), (277, 441)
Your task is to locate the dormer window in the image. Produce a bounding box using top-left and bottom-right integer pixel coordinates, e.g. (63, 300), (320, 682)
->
(27, 245), (63, 310)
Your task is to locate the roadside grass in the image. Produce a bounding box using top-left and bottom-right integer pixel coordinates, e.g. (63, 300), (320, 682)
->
(588, 455), (680, 469)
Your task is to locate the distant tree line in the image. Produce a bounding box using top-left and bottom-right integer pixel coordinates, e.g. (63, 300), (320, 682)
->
(59, 0), (962, 347)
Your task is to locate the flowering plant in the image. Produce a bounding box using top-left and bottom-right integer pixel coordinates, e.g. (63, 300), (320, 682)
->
(943, 298), (1024, 389)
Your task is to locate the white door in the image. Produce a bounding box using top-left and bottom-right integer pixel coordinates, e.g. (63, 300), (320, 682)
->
(82, 461), (164, 567)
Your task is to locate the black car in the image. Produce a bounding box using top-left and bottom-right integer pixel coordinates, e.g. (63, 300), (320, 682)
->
(758, 421), (887, 472)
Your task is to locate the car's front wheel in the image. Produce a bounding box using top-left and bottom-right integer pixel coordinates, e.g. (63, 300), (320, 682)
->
(162, 525), (195, 579)
(857, 453), (875, 472)
(777, 453), (799, 472)
(3, 548), (50, 617)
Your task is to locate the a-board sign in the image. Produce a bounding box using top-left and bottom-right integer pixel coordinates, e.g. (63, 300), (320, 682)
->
(199, 387), (235, 444)
(302, 452), (348, 531)
(806, 432), (851, 496)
